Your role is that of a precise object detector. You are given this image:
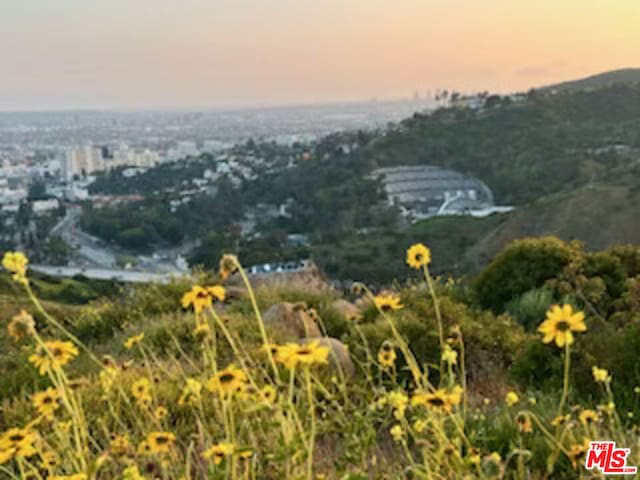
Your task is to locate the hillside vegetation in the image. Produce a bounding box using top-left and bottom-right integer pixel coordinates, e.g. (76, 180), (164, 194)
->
(541, 68), (640, 92)
(80, 82), (640, 284)
(1, 238), (640, 478)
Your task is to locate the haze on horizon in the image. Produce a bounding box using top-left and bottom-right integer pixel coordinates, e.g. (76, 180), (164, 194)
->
(1, 0), (639, 112)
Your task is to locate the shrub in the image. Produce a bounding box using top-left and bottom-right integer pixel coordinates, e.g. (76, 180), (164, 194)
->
(505, 287), (555, 330)
(474, 236), (579, 312)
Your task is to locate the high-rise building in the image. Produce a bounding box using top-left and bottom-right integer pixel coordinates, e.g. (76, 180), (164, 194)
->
(62, 146), (104, 180)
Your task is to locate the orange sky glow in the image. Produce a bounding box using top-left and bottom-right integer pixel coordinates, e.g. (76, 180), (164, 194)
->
(1, 0), (639, 110)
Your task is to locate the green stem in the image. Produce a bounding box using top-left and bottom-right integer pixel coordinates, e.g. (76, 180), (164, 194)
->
(305, 368), (316, 480)
(557, 342), (571, 415)
(233, 259), (279, 382)
(424, 265), (445, 380)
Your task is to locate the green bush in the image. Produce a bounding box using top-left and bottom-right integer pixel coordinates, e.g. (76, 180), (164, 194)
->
(474, 237), (579, 312)
(505, 287), (555, 330)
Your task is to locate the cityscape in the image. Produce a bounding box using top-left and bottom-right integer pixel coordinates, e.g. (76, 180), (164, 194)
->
(2, 2), (640, 478)
(0, 97), (440, 275)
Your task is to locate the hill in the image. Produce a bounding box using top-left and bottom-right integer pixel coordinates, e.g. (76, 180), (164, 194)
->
(541, 68), (640, 92)
(1, 241), (640, 478)
(464, 180), (640, 270)
(367, 82), (640, 205)
(78, 80), (640, 283)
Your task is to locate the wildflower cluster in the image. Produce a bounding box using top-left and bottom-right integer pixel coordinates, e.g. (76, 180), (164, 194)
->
(0, 246), (637, 479)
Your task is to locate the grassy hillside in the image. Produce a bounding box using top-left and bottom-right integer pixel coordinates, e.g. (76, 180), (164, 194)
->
(465, 176), (640, 271)
(541, 68), (640, 92)
(1, 243), (639, 478)
(312, 214), (508, 283)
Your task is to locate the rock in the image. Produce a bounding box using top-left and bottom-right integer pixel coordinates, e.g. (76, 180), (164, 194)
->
(330, 299), (361, 322)
(263, 302), (321, 341)
(304, 337), (355, 379)
(224, 285), (248, 301)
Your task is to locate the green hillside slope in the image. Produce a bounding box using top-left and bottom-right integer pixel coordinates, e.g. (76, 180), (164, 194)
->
(465, 180), (640, 270)
(541, 68), (640, 92)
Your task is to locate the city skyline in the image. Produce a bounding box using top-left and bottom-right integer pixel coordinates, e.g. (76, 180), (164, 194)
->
(2, 0), (640, 111)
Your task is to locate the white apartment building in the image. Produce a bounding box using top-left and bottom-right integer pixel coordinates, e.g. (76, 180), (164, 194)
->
(32, 198), (60, 214)
(63, 146), (104, 180)
(63, 145), (161, 180)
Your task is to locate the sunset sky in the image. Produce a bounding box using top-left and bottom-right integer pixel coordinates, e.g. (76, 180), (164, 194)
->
(2, 0), (639, 111)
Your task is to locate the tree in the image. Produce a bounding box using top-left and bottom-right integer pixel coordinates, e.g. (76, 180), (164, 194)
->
(28, 181), (48, 201)
(45, 235), (71, 265)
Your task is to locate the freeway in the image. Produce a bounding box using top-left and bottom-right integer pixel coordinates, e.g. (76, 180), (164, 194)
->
(54, 206), (188, 274)
(30, 265), (178, 283)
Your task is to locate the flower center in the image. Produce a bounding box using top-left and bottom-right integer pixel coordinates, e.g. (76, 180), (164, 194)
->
(219, 373), (235, 384)
(556, 320), (570, 332)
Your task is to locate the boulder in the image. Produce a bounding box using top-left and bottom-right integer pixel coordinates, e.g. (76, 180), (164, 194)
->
(224, 285), (248, 301)
(263, 302), (321, 341)
(330, 299), (361, 322)
(304, 337), (355, 379)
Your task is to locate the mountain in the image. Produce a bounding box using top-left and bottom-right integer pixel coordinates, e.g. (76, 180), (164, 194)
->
(540, 68), (640, 93)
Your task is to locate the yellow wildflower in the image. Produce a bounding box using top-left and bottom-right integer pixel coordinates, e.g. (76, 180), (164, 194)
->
(146, 431), (176, 455)
(32, 387), (60, 418)
(207, 365), (248, 396)
(442, 344), (458, 365)
(123, 465), (144, 480)
(567, 440), (590, 469)
(154, 406), (168, 421)
(178, 378), (203, 406)
(390, 424), (403, 442)
(110, 435), (130, 455)
(411, 386), (463, 412)
(7, 310), (35, 341)
(40, 450), (59, 469)
(275, 340), (329, 369)
(100, 367), (119, 394)
(28, 341), (79, 375)
(2, 251), (28, 284)
(181, 285), (225, 314)
(592, 366), (610, 383)
(203, 442), (236, 465)
(538, 304), (586, 347)
(218, 254), (238, 280)
(406, 243), (431, 269)
(505, 391), (519, 407)
(515, 412), (533, 433)
(551, 414), (570, 427)
(388, 391), (408, 419)
(413, 419), (427, 433)
(259, 385), (277, 406)
(579, 409), (599, 426)
(0, 427), (38, 460)
(131, 378), (152, 405)
(124, 333), (144, 349)
(374, 293), (403, 312)
(192, 322), (211, 340)
(137, 441), (153, 456)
